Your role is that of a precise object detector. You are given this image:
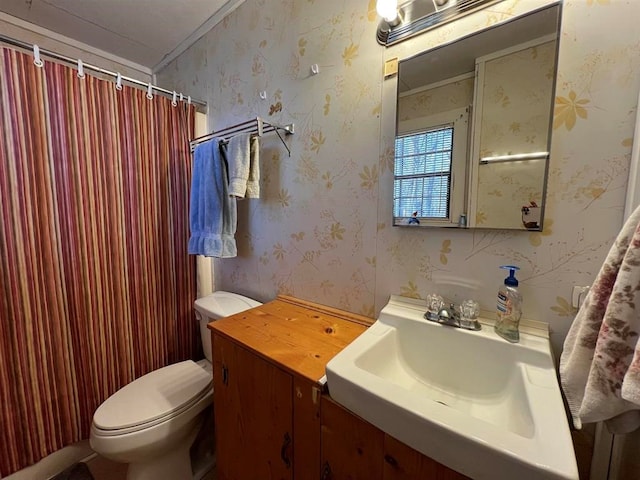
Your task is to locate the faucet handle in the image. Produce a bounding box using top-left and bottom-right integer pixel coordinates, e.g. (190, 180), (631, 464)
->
(459, 299), (481, 330)
(425, 293), (444, 321)
(460, 299), (479, 319)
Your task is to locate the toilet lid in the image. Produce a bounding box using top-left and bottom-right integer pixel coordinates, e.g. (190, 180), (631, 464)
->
(93, 360), (212, 431)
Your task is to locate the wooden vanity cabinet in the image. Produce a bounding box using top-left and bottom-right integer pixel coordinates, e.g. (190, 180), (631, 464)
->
(320, 396), (470, 480)
(209, 295), (371, 480)
(210, 295), (467, 480)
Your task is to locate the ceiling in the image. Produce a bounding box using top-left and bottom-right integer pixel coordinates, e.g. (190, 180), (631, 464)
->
(0, 0), (242, 72)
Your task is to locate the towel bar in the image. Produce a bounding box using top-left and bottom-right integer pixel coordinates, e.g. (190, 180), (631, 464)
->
(190, 116), (294, 156)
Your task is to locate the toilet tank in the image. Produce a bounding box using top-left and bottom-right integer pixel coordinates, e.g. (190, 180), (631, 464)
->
(194, 291), (262, 363)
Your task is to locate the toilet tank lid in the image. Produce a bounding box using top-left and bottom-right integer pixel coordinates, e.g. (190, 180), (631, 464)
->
(194, 291), (261, 319)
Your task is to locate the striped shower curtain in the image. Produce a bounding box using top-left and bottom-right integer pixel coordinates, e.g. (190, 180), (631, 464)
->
(0, 47), (197, 476)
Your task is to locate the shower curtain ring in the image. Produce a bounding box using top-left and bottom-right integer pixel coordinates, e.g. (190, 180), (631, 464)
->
(33, 44), (44, 67)
(77, 59), (85, 79)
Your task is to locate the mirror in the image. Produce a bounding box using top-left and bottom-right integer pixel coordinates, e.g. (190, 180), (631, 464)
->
(393, 4), (560, 230)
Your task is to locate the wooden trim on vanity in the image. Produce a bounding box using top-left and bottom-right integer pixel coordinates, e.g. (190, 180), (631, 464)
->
(275, 295), (375, 327)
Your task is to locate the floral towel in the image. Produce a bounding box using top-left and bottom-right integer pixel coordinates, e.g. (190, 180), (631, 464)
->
(560, 204), (640, 433)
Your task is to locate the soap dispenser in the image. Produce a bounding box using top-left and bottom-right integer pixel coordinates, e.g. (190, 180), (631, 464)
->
(495, 265), (523, 343)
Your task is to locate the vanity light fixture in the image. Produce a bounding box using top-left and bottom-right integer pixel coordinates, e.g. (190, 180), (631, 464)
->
(376, 0), (403, 44)
(376, 0), (400, 23)
(376, 0), (500, 46)
(479, 151), (549, 165)
(433, 0), (457, 10)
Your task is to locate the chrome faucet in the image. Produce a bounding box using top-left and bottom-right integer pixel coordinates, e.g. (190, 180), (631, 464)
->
(424, 300), (481, 331)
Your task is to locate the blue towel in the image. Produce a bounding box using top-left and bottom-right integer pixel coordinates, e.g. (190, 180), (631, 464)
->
(188, 138), (237, 257)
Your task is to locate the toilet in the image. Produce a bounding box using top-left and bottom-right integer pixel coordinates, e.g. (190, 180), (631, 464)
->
(90, 291), (261, 480)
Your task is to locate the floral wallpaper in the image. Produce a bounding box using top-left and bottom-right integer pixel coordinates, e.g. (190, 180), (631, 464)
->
(476, 159), (546, 229)
(157, 0), (640, 364)
(397, 77), (474, 124)
(478, 40), (556, 157)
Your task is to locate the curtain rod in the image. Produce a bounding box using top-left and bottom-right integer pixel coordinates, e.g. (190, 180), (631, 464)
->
(0, 33), (207, 109)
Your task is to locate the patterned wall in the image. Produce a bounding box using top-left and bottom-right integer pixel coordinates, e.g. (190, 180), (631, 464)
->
(157, 0), (640, 359)
(398, 77), (474, 124)
(478, 40), (556, 158)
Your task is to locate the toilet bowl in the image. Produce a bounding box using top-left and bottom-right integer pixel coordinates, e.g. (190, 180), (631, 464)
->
(90, 291), (261, 480)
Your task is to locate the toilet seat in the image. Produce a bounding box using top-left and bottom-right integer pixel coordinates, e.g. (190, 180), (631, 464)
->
(93, 360), (212, 436)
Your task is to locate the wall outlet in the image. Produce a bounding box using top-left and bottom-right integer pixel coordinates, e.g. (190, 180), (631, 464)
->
(571, 285), (590, 309)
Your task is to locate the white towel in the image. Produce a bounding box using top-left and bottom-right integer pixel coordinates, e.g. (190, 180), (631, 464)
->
(560, 204), (640, 433)
(246, 136), (260, 198)
(226, 133), (260, 199)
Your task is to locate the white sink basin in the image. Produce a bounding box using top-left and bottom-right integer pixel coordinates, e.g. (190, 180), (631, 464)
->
(325, 295), (578, 480)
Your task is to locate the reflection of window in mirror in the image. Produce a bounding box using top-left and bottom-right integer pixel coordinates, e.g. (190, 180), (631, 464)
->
(394, 105), (469, 227)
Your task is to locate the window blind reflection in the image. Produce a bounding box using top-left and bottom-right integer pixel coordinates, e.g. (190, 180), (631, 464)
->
(394, 126), (453, 219)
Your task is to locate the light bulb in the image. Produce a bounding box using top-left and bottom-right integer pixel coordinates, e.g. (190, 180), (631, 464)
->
(376, 0), (398, 22)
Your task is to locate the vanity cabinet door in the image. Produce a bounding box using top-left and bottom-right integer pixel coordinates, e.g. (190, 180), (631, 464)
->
(293, 377), (322, 479)
(320, 396), (384, 479)
(212, 333), (293, 480)
(320, 396), (470, 480)
(383, 434), (470, 480)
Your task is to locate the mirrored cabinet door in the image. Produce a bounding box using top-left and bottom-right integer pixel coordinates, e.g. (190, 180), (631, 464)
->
(390, 3), (561, 231)
(469, 34), (557, 229)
